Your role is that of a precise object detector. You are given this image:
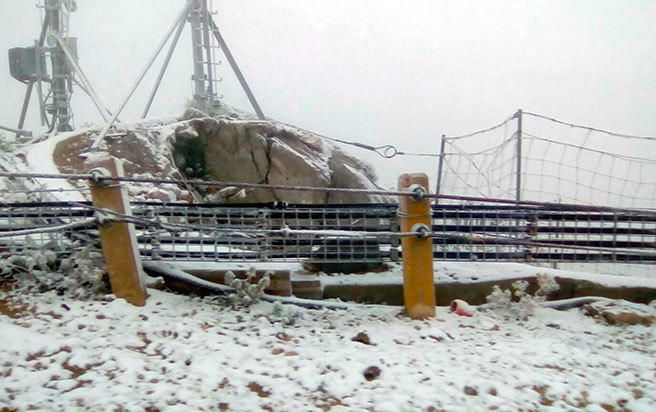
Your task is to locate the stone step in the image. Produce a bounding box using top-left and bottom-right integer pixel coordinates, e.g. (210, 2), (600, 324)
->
(290, 273), (323, 300)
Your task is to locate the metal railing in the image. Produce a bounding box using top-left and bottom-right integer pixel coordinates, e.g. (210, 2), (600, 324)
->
(1, 201), (654, 266)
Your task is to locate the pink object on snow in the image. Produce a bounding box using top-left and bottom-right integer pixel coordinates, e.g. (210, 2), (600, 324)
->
(450, 299), (474, 317)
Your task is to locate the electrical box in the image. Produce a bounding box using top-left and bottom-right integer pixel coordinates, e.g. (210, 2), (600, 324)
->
(8, 47), (46, 82)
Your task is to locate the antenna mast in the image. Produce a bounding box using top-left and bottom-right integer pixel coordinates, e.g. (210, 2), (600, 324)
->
(93, 0), (266, 148)
(189, 0), (223, 111)
(44, 0), (73, 132)
(7, 0), (111, 138)
(141, 0), (265, 121)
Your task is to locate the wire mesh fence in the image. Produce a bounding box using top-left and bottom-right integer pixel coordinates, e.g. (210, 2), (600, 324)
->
(134, 203), (397, 263)
(438, 111), (656, 209)
(0, 202), (96, 263)
(1, 201), (653, 271)
(431, 205), (656, 263)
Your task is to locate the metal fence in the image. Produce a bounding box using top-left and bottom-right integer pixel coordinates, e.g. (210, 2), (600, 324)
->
(0, 202), (95, 261)
(1, 201), (654, 267)
(436, 110), (656, 209)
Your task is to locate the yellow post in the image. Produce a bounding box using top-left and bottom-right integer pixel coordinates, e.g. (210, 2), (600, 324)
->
(398, 173), (436, 319)
(87, 155), (147, 306)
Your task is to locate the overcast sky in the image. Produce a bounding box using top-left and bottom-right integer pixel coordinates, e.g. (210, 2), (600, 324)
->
(1, 0), (655, 188)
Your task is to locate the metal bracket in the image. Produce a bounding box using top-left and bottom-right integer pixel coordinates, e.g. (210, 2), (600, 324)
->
(408, 184), (427, 201)
(410, 223), (431, 239)
(89, 167), (111, 185)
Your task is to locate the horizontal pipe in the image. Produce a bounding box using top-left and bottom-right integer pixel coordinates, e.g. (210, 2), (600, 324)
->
(0, 124), (33, 137)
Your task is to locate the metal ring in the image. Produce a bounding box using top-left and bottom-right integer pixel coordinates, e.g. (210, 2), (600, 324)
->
(376, 145), (398, 158)
(407, 184), (427, 201)
(410, 223), (431, 239)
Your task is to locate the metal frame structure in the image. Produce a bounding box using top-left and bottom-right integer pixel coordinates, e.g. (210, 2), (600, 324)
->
(7, 0), (111, 138)
(93, 0), (265, 149)
(6, 0), (264, 143)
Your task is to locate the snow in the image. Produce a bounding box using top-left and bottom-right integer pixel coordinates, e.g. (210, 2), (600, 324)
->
(175, 261), (305, 275)
(1, 282), (654, 410)
(23, 130), (86, 202)
(3, 322), (63, 356)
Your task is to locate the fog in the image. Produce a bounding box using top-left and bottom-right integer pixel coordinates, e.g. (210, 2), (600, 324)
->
(1, 0), (655, 189)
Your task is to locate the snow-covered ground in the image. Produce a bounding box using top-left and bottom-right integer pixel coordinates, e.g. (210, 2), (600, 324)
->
(1, 282), (654, 411)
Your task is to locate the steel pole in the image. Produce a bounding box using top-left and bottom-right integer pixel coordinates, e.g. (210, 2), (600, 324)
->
(209, 17), (265, 119)
(434, 134), (446, 205)
(55, 36), (111, 122)
(142, 14), (187, 119)
(19, 15), (51, 134)
(0, 124), (33, 138)
(515, 109), (523, 203)
(16, 83), (34, 139)
(190, 0), (206, 106)
(45, 0), (72, 132)
(200, 0), (215, 105)
(34, 41), (48, 127)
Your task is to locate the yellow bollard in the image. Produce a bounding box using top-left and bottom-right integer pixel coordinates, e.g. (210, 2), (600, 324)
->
(87, 155), (147, 306)
(398, 173), (436, 319)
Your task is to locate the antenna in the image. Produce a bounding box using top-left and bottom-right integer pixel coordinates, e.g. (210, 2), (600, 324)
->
(44, 0), (73, 132)
(5, 0), (265, 144)
(94, 0), (265, 149)
(6, 0), (111, 138)
(144, 0), (264, 118)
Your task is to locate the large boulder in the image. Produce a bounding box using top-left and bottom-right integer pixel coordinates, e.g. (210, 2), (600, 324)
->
(47, 107), (390, 204)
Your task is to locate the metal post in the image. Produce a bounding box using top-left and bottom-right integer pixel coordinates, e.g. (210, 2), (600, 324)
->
(190, 0), (207, 107)
(515, 109), (523, 202)
(0, 124), (33, 138)
(200, 0), (215, 105)
(19, 14), (52, 134)
(434, 134), (446, 205)
(30, 14), (50, 129)
(209, 17), (265, 119)
(87, 156), (147, 306)
(45, 0), (73, 132)
(398, 173), (436, 319)
(36, 15), (50, 124)
(55, 36), (111, 122)
(16, 83), (34, 139)
(33, 41), (48, 127)
(142, 14), (187, 119)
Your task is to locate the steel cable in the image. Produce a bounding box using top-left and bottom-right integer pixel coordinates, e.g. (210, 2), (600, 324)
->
(1, 171), (655, 215)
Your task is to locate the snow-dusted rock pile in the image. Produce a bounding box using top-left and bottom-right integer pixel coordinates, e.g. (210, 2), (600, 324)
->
(48, 106), (388, 203)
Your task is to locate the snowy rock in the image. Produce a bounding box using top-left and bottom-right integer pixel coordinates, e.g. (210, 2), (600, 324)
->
(184, 115), (387, 203)
(47, 106), (389, 204)
(351, 331), (373, 345)
(584, 300), (655, 326)
(363, 365), (381, 381)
